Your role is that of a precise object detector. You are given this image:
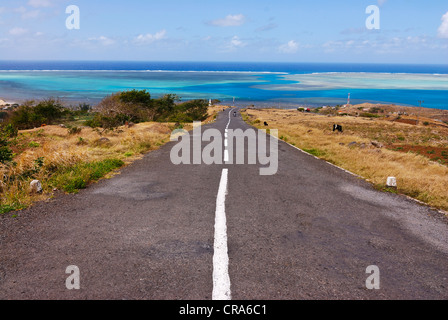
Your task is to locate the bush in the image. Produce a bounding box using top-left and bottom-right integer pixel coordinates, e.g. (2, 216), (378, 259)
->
(68, 126), (82, 135)
(95, 90), (156, 126)
(0, 146), (13, 164)
(9, 98), (65, 129)
(0, 124), (17, 163)
(2, 124), (18, 138)
(94, 90), (209, 128)
(176, 99), (209, 122)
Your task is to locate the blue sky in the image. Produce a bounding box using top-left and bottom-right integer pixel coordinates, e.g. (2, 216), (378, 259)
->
(0, 0), (447, 63)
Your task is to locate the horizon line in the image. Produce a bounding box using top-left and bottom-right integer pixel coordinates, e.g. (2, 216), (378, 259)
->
(1, 60), (447, 66)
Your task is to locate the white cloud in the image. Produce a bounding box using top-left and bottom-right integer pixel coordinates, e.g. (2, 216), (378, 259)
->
(208, 14), (245, 27)
(438, 12), (448, 38)
(13, 6), (41, 19)
(230, 35), (244, 47)
(9, 27), (28, 36)
(221, 35), (246, 52)
(88, 36), (115, 46)
(279, 40), (299, 53)
(134, 30), (167, 44)
(28, 0), (51, 8)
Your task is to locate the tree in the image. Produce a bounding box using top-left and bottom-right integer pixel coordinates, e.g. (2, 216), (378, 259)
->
(0, 124), (16, 164)
(9, 99), (65, 129)
(33, 98), (64, 123)
(95, 90), (157, 125)
(153, 94), (180, 120)
(178, 99), (209, 122)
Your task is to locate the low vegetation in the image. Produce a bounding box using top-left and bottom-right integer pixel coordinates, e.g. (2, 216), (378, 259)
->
(243, 107), (448, 212)
(0, 90), (222, 217)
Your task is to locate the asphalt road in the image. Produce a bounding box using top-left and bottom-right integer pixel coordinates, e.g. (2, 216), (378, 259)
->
(0, 108), (447, 300)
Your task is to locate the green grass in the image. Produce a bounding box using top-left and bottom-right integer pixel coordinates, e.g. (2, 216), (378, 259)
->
(28, 141), (40, 148)
(0, 203), (26, 215)
(49, 158), (125, 193)
(360, 113), (381, 118)
(280, 135), (288, 142)
(303, 148), (326, 157)
(374, 184), (399, 194)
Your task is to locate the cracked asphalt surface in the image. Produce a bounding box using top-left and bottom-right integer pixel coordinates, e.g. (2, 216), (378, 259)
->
(1, 109), (447, 300)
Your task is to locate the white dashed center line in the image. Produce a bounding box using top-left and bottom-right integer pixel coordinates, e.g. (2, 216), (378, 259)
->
(212, 109), (234, 300)
(212, 168), (231, 300)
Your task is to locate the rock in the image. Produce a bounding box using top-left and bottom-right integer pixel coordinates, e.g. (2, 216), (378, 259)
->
(371, 141), (384, 148)
(387, 177), (397, 188)
(97, 137), (111, 144)
(59, 124), (66, 128)
(30, 180), (43, 194)
(348, 141), (358, 148)
(359, 143), (366, 149)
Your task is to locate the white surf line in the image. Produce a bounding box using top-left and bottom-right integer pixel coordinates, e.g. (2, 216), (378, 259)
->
(212, 168), (231, 300)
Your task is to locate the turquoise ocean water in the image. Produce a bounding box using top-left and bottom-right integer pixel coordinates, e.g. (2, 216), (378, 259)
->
(0, 61), (447, 109)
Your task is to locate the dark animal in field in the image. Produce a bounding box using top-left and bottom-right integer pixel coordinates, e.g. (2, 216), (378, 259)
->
(264, 122), (269, 126)
(333, 124), (343, 132)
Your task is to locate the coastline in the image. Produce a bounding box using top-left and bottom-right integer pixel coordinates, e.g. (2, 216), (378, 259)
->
(0, 61), (447, 110)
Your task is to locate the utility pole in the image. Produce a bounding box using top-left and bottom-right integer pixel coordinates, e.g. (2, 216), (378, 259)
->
(418, 100), (424, 122)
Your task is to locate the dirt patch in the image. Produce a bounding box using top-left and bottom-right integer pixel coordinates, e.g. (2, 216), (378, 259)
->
(387, 144), (448, 165)
(393, 118), (419, 125)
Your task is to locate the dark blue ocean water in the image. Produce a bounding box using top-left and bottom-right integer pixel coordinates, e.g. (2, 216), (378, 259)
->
(0, 61), (447, 109)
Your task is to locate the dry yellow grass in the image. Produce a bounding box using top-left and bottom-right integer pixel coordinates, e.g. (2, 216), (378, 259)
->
(243, 108), (448, 212)
(0, 122), (173, 211)
(0, 106), (222, 214)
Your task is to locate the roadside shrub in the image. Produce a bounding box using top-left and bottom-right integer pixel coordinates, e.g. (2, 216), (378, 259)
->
(0, 146), (13, 163)
(0, 124), (17, 164)
(1, 124), (18, 138)
(68, 126), (82, 135)
(95, 90), (155, 126)
(175, 99), (209, 122)
(9, 98), (65, 129)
